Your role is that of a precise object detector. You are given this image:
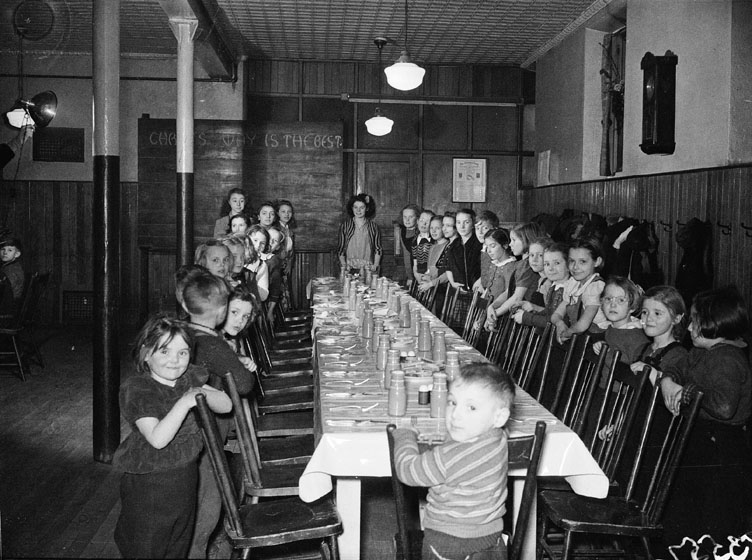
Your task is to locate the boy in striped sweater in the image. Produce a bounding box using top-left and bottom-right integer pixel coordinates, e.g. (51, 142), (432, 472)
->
(392, 363), (514, 560)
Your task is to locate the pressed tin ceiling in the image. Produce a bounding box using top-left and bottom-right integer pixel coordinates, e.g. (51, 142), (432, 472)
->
(0, 0), (624, 68)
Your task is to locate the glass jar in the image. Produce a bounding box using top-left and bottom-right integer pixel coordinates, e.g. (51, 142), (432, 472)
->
(388, 370), (407, 417)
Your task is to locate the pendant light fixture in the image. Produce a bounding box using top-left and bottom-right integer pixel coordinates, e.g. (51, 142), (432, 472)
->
(365, 38), (394, 137)
(384, 0), (425, 91)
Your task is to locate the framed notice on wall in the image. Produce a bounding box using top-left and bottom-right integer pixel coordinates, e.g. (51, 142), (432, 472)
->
(452, 158), (487, 202)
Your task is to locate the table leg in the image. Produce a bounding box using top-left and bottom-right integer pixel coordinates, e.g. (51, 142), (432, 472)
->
(512, 478), (537, 560)
(335, 477), (362, 560)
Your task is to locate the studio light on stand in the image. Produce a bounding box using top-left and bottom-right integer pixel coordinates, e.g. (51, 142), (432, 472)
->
(6, 90), (57, 129)
(384, 0), (425, 91)
(365, 38), (394, 137)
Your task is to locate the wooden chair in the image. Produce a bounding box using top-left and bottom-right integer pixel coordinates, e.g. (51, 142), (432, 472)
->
(498, 321), (527, 373)
(223, 373), (310, 499)
(414, 283), (437, 312)
(587, 360), (651, 483)
(248, 318), (314, 378)
(438, 284), (471, 334)
(483, 313), (513, 364)
(531, 331), (580, 411)
(461, 291), (489, 349)
(386, 422), (547, 560)
(257, 312), (312, 353)
(408, 277), (421, 299)
(550, 335), (608, 438)
(537, 386), (704, 560)
(253, 369), (314, 415)
(510, 323), (553, 395)
(224, 372), (314, 466)
(241, 334), (314, 401)
(195, 393), (342, 559)
(0, 271), (50, 381)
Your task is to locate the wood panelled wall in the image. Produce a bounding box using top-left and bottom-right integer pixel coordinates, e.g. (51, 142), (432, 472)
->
(4, 165), (751, 325)
(518, 165), (752, 314)
(0, 180), (140, 325)
(242, 59), (536, 283)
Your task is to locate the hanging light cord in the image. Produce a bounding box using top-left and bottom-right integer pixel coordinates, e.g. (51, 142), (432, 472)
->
(17, 33), (24, 101)
(404, 0), (409, 52)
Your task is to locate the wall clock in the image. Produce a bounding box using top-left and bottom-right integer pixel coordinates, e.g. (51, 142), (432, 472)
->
(640, 50), (678, 155)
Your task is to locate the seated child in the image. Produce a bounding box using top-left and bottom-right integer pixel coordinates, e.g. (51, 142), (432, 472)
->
(593, 276), (649, 364)
(113, 315), (231, 559)
(0, 237), (25, 305)
(550, 237), (609, 343)
(221, 234), (250, 288)
(178, 268), (252, 396)
(194, 239), (232, 281)
(521, 236), (550, 304)
(264, 226), (286, 324)
(629, 285), (687, 384)
(512, 241), (570, 328)
(248, 225), (271, 301)
(222, 284), (260, 374)
(178, 268), (254, 558)
(476, 228), (515, 300)
(658, 285), (752, 543)
(392, 363), (514, 560)
(485, 223), (542, 330)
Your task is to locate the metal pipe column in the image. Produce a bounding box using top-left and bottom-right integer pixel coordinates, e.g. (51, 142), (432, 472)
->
(92, 0), (121, 463)
(170, 18), (197, 267)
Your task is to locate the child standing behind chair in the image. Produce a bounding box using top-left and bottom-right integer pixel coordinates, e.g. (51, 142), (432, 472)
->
(0, 237), (24, 301)
(550, 237), (609, 343)
(392, 363), (514, 560)
(658, 286), (752, 542)
(593, 276), (649, 364)
(178, 268), (254, 559)
(512, 241), (570, 328)
(113, 315), (232, 559)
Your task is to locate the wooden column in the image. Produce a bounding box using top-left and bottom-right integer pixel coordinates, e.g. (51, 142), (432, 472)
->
(92, 0), (121, 463)
(170, 18), (197, 267)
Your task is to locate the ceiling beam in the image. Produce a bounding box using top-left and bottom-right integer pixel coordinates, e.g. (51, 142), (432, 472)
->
(157, 0), (236, 81)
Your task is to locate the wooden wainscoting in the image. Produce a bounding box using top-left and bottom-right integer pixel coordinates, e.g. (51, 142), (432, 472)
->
(518, 164), (752, 315)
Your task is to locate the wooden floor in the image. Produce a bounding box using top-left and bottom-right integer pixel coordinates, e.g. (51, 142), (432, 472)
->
(0, 326), (398, 559)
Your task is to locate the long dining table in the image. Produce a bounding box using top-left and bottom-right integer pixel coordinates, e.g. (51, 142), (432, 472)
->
(299, 277), (608, 560)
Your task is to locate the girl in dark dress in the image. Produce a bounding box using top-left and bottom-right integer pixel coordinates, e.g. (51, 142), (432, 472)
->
(113, 316), (231, 559)
(658, 286), (752, 543)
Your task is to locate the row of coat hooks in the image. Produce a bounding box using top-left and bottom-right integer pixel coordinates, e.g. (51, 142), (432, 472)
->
(658, 219), (752, 237)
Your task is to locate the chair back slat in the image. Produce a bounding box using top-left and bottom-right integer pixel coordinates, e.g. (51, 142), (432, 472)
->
(555, 336), (609, 438)
(438, 284), (458, 325)
(408, 279), (420, 299)
(517, 324), (553, 396)
(532, 326), (556, 404)
(588, 360), (650, 479)
(509, 421), (547, 560)
(195, 393), (243, 535)
(501, 322), (531, 375)
(223, 372), (263, 488)
(462, 291), (489, 348)
(549, 334), (588, 421)
(386, 424), (419, 560)
(484, 314), (513, 364)
(622, 384), (703, 524)
(416, 284), (437, 311)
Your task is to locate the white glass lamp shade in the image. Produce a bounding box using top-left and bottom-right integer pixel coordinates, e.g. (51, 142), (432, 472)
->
(365, 109), (394, 136)
(384, 51), (425, 91)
